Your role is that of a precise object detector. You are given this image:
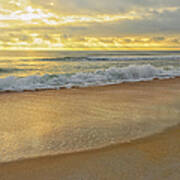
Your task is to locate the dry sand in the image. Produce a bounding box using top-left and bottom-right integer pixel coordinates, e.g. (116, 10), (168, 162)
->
(0, 78), (180, 180)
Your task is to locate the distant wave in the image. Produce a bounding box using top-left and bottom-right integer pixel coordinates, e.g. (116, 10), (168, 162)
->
(0, 64), (179, 92)
(0, 68), (24, 73)
(36, 55), (180, 62)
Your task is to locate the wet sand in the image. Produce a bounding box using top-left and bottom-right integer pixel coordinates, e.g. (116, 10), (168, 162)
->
(0, 78), (180, 180)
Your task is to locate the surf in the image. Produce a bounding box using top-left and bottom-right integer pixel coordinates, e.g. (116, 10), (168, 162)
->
(0, 64), (179, 92)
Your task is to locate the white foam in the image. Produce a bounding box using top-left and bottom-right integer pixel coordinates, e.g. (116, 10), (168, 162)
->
(0, 64), (179, 92)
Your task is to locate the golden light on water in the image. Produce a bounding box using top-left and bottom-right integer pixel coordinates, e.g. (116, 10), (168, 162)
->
(0, 0), (179, 50)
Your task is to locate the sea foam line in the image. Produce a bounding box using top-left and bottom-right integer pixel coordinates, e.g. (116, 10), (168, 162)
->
(0, 64), (179, 92)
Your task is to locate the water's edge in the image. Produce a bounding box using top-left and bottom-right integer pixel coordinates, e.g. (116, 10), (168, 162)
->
(1, 123), (179, 165)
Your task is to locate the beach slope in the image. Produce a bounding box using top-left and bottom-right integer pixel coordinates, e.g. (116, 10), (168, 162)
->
(0, 78), (180, 180)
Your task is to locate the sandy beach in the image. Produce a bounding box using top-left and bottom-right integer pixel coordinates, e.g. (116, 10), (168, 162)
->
(0, 78), (180, 180)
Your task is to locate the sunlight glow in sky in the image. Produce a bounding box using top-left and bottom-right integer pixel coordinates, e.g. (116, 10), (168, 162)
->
(0, 0), (180, 50)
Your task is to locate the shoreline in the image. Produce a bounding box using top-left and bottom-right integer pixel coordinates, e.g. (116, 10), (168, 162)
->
(1, 123), (179, 165)
(1, 124), (180, 180)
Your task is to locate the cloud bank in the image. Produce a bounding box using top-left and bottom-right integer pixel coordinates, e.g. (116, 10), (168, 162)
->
(0, 0), (179, 50)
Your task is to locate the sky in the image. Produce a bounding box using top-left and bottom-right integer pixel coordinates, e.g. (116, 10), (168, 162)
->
(0, 0), (180, 50)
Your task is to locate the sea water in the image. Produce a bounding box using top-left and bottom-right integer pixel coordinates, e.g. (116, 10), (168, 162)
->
(0, 50), (180, 91)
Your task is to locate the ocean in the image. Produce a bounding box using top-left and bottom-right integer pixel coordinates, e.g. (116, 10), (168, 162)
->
(0, 50), (180, 91)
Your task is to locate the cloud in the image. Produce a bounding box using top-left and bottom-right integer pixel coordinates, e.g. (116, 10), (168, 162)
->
(171, 38), (180, 44)
(59, 8), (180, 36)
(0, 0), (180, 49)
(151, 36), (165, 42)
(30, 0), (180, 15)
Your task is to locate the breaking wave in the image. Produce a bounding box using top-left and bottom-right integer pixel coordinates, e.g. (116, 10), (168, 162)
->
(0, 64), (179, 92)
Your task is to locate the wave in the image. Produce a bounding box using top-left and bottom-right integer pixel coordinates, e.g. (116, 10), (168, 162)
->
(0, 68), (24, 73)
(36, 55), (180, 62)
(0, 64), (179, 92)
(1, 123), (179, 164)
